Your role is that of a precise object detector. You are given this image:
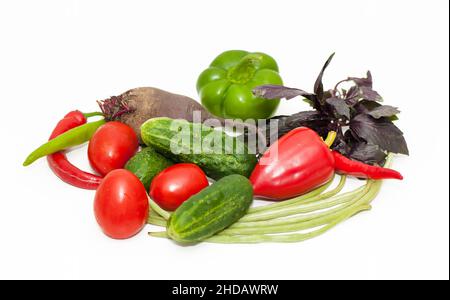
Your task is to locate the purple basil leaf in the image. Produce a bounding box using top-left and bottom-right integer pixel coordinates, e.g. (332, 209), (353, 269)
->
(270, 114), (289, 120)
(252, 85), (313, 100)
(350, 114), (409, 155)
(314, 53), (335, 101)
(282, 111), (331, 136)
(346, 86), (359, 98)
(344, 86), (360, 105)
(331, 128), (353, 155)
(360, 86), (383, 102)
(261, 111), (331, 153)
(325, 97), (351, 119)
(348, 71), (373, 88)
(284, 110), (324, 122)
(349, 142), (387, 165)
(368, 105), (400, 119)
(355, 101), (400, 120)
(354, 100), (381, 114)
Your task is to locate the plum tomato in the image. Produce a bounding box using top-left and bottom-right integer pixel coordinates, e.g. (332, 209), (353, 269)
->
(88, 121), (138, 176)
(149, 163), (209, 211)
(94, 169), (149, 239)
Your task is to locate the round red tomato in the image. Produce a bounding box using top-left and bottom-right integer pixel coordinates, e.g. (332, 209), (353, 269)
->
(88, 121), (138, 176)
(150, 164), (209, 211)
(94, 169), (149, 239)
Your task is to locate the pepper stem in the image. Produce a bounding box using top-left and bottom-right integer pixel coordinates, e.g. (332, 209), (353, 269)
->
(83, 112), (104, 118)
(227, 54), (264, 84)
(324, 131), (337, 148)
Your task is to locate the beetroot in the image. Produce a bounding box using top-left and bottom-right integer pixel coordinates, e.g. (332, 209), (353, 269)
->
(98, 87), (221, 143)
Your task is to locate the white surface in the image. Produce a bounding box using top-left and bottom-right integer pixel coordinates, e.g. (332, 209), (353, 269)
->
(0, 0), (448, 280)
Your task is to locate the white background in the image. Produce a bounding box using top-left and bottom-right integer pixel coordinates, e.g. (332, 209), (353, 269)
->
(0, 0), (448, 280)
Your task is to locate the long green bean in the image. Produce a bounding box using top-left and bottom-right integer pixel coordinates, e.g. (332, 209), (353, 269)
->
(146, 176), (341, 223)
(147, 180), (372, 230)
(148, 154), (394, 244)
(203, 157), (390, 243)
(148, 196), (171, 220)
(227, 188), (369, 229)
(149, 204), (369, 243)
(238, 182), (370, 222)
(247, 176), (335, 214)
(220, 205), (371, 235)
(148, 218), (167, 227)
(219, 183), (373, 235)
(147, 178), (359, 228)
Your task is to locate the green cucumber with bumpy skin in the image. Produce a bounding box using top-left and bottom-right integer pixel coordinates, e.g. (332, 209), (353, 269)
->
(167, 175), (254, 243)
(140, 117), (257, 180)
(125, 147), (173, 190)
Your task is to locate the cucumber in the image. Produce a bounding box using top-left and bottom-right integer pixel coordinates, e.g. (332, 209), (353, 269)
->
(140, 117), (257, 180)
(167, 175), (253, 243)
(125, 147), (173, 190)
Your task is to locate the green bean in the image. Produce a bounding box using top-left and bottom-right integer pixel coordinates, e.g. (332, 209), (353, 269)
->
(148, 196), (171, 220)
(239, 182), (370, 222)
(149, 204), (369, 243)
(219, 183), (372, 235)
(206, 165), (389, 244)
(149, 231), (169, 238)
(228, 198), (361, 229)
(230, 205), (345, 229)
(148, 186), (368, 231)
(247, 176), (335, 214)
(147, 209), (167, 226)
(145, 176), (343, 223)
(146, 180), (369, 229)
(148, 154), (394, 244)
(147, 218), (167, 227)
(292, 175), (346, 205)
(148, 215), (166, 224)
(220, 205), (371, 235)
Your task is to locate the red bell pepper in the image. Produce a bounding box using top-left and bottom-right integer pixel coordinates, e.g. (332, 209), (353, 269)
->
(250, 127), (335, 200)
(250, 127), (403, 200)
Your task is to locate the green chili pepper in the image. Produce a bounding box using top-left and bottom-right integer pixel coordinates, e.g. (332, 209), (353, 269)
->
(23, 119), (106, 166)
(196, 50), (283, 120)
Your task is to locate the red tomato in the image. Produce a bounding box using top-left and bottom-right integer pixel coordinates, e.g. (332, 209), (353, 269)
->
(150, 164), (209, 211)
(88, 121), (138, 176)
(94, 169), (149, 239)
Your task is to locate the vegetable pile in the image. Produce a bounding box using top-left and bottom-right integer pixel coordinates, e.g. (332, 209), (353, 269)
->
(23, 51), (408, 244)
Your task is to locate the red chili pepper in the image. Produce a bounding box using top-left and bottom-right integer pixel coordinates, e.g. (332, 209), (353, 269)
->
(250, 127), (403, 200)
(48, 111), (87, 138)
(47, 111), (103, 190)
(332, 151), (403, 180)
(250, 127), (335, 200)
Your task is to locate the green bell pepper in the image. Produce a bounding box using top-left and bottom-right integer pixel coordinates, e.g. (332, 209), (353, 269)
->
(196, 50), (283, 120)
